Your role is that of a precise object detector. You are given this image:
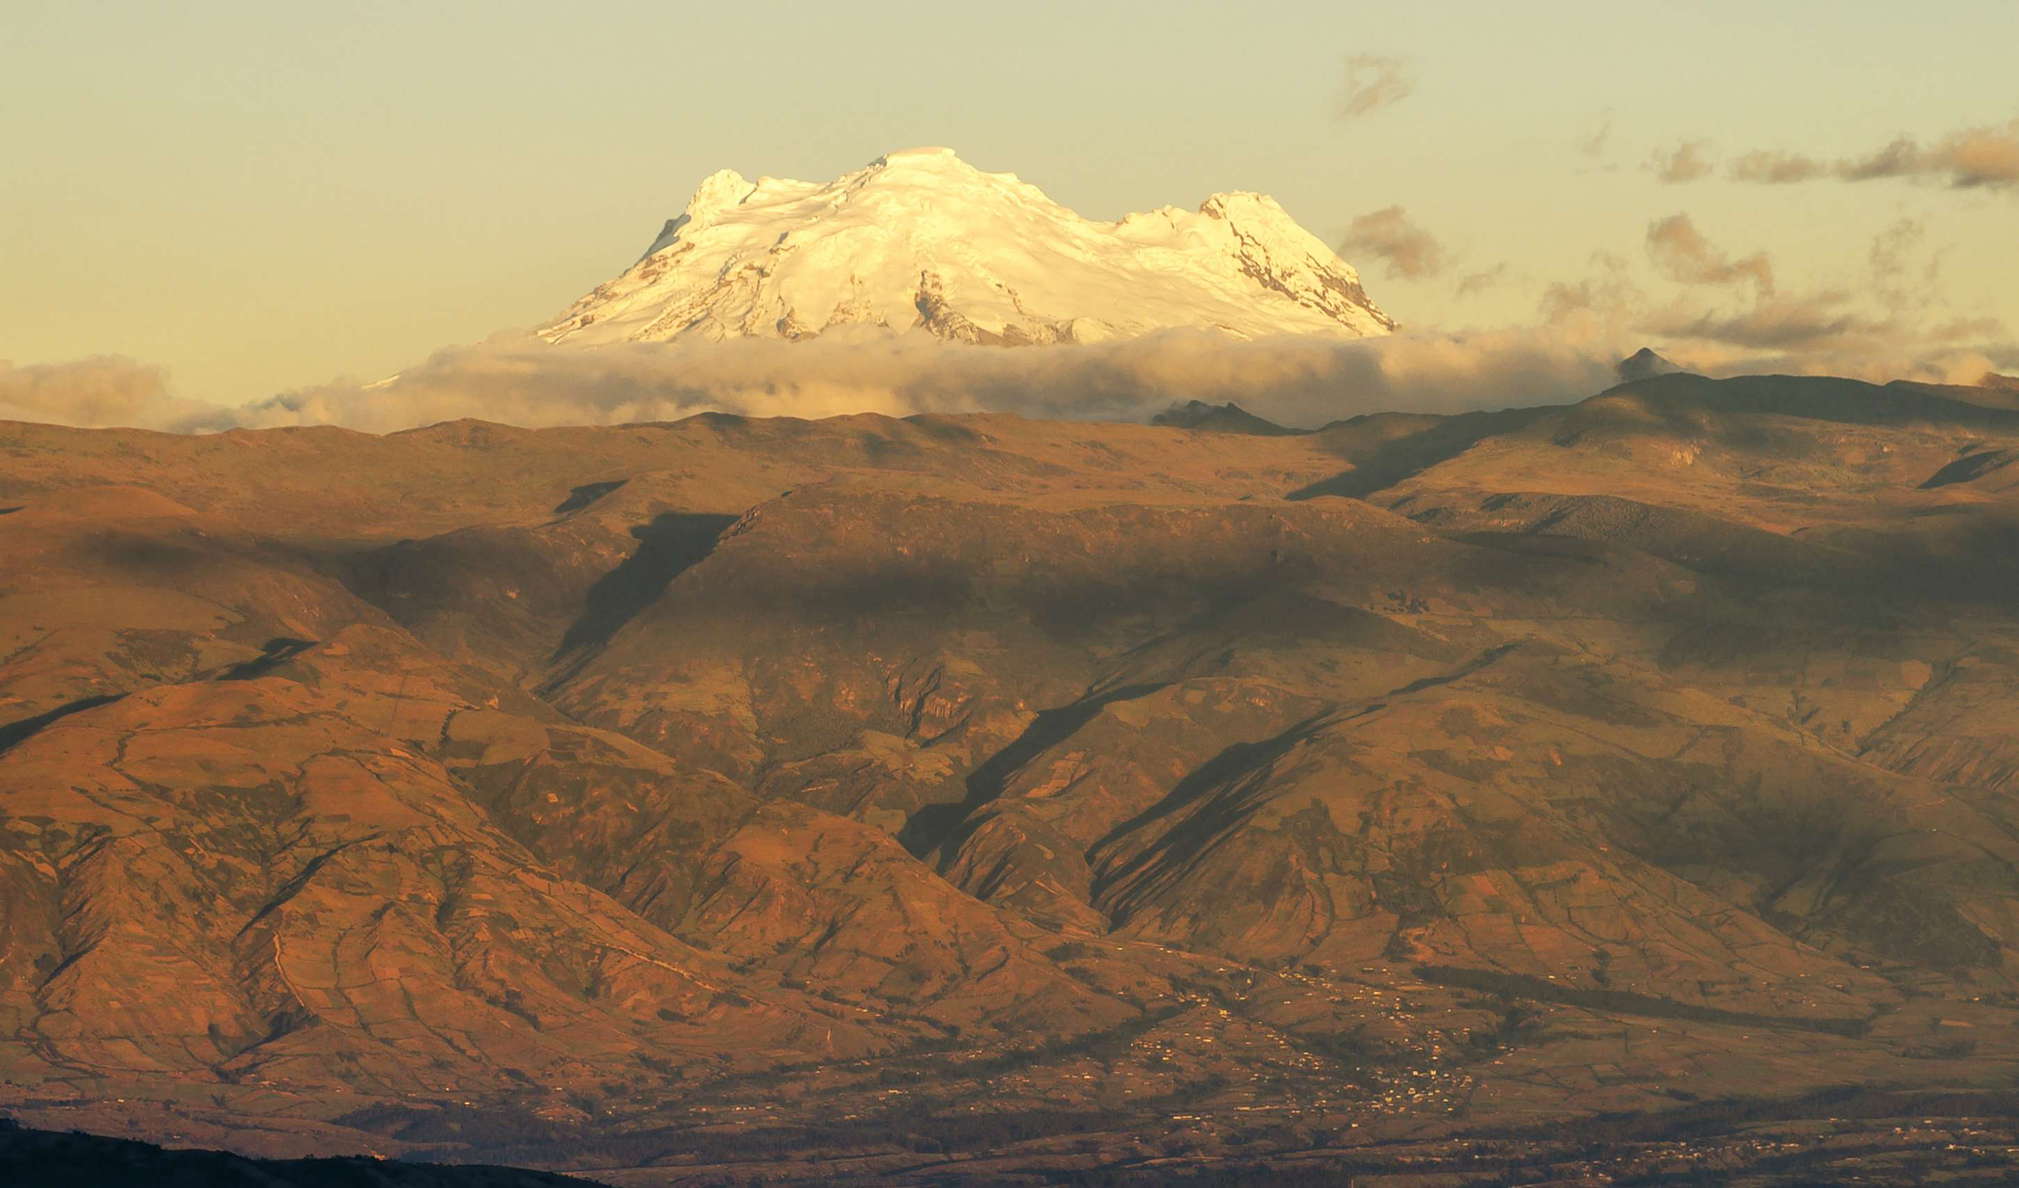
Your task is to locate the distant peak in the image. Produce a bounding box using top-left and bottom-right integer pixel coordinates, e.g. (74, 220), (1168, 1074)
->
(1151, 400), (1300, 436)
(1617, 347), (1684, 383)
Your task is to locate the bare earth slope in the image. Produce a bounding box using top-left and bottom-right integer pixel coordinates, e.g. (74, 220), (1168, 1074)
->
(8, 374), (2019, 1180)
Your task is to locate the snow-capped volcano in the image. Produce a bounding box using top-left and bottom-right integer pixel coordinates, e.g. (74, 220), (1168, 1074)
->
(539, 147), (1393, 347)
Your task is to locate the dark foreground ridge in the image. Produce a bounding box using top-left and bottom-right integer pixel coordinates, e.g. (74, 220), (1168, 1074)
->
(0, 1118), (595, 1187)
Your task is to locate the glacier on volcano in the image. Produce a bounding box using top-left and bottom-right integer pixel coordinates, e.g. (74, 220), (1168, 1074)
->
(540, 147), (1394, 348)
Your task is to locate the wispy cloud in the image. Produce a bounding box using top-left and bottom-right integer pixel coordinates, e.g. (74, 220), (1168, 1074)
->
(1645, 214), (1775, 293)
(1337, 55), (1415, 121)
(1454, 264), (1510, 297)
(1666, 118), (2019, 191)
(1727, 150), (1824, 184)
(1535, 216), (2011, 386)
(1577, 112), (1613, 159)
(1647, 139), (1715, 183)
(1640, 293), (1867, 351)
(1836, 121), (2019, 188)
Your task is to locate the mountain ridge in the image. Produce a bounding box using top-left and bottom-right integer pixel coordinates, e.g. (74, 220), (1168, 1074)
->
(9, 373), (2019, 1180)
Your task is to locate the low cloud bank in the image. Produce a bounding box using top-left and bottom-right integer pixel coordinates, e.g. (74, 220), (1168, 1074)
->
(0, 356), (210, 428)
(16, 320), (2012, 439)
(207, 330), (1627, 433)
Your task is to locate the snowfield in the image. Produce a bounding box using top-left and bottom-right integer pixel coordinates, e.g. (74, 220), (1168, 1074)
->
(540, 147), (1394, 347)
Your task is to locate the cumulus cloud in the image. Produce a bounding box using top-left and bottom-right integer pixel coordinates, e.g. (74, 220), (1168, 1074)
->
(1337, 55), (1415, 121)
(1338, 206), (1448, 280)
(1648, 140), (1715, 183)
(1645, 214), (1775, 293)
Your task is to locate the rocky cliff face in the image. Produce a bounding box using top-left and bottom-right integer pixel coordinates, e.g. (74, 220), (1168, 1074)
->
(538, 148), (1393, 347)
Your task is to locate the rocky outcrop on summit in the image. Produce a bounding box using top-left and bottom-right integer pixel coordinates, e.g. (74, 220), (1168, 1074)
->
(539, 148), (1394, 346)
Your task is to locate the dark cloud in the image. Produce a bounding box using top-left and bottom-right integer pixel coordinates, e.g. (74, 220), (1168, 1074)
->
(1645, 214), (1775, 293)
(1337, 55), (1415, 120)
(1338, 206), (1447, 280)
(1647, 139), (1715, 183)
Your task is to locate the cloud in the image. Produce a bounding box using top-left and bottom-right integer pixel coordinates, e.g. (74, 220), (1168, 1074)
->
(1645, 214), (1775, 293)
(210, 330), (1634, 433)
(1866, 216), (1949, 315)
(1648, 139), (1715, 183)
(1577, 113), (1613, 159)
(1337, 55), (1414, 120)
(1727, 150), (1825, 184)
(1716, 119), (2019, 191)
(9, 197), (2009, 437)
(1839, 121), (2019, 188)
(1530, 216), (2012, 387)
(1454, 264), (1510, 297)
(1640, 293), (1868, 351)
(0, 356), (214, 429)
(17, 314), (2017, 439)
(1539, 251), (1637, 323)
(1338, 206), (1448, 280)
(1634, 284), (2011, 383)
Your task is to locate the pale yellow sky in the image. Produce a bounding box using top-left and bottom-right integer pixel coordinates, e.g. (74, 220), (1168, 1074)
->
(2, 0), (2014, 408)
